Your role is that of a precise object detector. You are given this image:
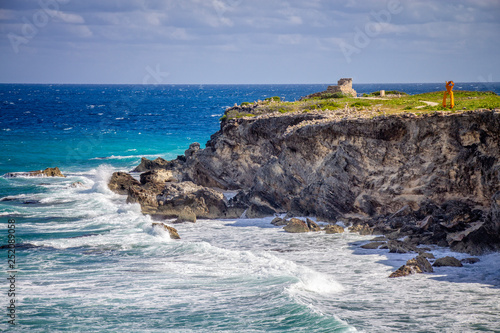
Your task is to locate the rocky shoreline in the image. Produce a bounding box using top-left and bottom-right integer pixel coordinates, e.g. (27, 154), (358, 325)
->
(108, 107), (500, 276)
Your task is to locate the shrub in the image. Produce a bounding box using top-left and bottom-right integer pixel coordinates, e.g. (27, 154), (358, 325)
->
(265, 96), (281, 102)
(241, 102), (252, 106)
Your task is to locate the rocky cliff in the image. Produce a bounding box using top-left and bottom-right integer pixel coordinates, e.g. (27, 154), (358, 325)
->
(110, 110), (500, 254)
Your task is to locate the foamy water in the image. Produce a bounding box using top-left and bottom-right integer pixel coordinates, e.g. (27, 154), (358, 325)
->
(1, 166), (499, 332)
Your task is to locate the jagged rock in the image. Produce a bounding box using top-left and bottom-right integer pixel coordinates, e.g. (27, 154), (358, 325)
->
(389, 255), (433, 278)
(271, 217), (288, 226)
(461, 258), (480, 264)
(156, 181), (229, 219)
(419, 252), (435, 259)
(283, 218), (310, 233)
(140, 169), (177, 184)
(185, 142), (200, 157)
(446, 222), (485, 244)
(361, 242), (385, 249)
(433, 256), (463, 267)
(416, 216), (433, 230)
(324, 224), (345, 234)
(175, 207), (196, 223)
(306, 218), (321, 231)
(350, 224), (374, 235)
(6, 167), (66, 178)
(152, 222), (180, 239)
(133, 157), (170, 172)
(38, 167), (65, 177)
(108, 172), (141, 195)
(70, 181), (85, 188)
(387, 240), (416, 253)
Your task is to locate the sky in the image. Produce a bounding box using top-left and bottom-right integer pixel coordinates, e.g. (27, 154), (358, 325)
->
(0, 0), (499, 84)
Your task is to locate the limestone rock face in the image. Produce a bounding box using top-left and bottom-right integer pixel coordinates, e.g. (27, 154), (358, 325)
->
(156, 182), (229, 219)
(131, 110), (500, 254)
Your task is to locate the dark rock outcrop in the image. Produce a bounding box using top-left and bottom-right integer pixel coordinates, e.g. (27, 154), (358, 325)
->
(108, 172), (141, 195)
(389, 255), (433, 278)
(433, 256), (463, 267)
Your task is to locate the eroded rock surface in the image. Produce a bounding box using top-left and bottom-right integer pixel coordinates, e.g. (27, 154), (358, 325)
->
(112, 110), (499, 254)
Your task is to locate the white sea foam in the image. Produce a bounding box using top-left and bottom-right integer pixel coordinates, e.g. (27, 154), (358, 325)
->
(89, 154), (161, 161)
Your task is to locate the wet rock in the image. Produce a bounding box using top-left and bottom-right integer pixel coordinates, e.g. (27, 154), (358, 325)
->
(350, 224), (374, 235)
(108, 172), (141, 195)
(283, 218), (310, 233)
(433, 256), (463, 267)
(6, 167), (66, 178)
(324, 224), (345, 234)
(419, 252), (435, 259)
(70, 181), (85, 188)
(38, 167), (65, 177)
(306, 218), (321, 232)
(361, 242), (385, 249)
(152, 222), (180, 239)
(271, 217), (288, 226)
(389, 255), (433, 278)
(387, 240), (416, 253)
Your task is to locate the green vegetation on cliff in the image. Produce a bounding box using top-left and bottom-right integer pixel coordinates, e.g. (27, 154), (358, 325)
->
(223, 90), (500, 120)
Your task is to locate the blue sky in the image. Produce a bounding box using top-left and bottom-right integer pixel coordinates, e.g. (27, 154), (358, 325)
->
(1, 0), (499, 84)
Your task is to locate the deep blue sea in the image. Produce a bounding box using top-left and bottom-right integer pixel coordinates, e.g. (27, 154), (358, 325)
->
(1, 83), (500, 332)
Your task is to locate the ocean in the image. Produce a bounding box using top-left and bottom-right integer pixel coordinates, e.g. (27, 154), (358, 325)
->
(1, 83), (500, 332)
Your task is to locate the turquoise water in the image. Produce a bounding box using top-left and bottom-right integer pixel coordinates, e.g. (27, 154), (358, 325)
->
(1, 84), (500, 332)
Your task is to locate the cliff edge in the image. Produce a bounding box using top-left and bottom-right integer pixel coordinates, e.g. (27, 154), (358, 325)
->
(111, 108), (500, 255)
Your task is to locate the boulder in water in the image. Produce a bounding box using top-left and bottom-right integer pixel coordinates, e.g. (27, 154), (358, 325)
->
(152, 222), (180, 239)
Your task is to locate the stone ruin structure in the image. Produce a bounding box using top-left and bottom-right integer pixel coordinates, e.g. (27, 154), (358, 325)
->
(326, 78), (357, 97)
(301, 78), (357, 100)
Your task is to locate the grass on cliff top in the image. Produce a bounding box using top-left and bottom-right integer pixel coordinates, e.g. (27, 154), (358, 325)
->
(223, 90), (500, 120)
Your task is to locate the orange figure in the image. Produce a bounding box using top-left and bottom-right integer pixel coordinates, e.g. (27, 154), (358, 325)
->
(442, 81), (455, 108)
